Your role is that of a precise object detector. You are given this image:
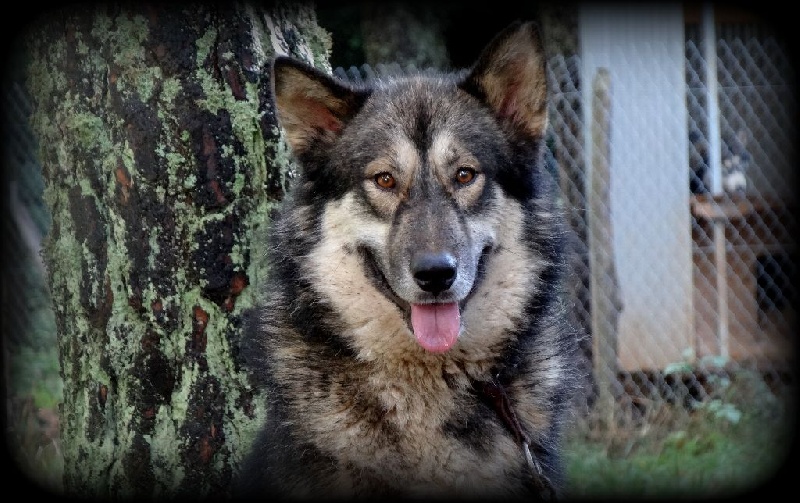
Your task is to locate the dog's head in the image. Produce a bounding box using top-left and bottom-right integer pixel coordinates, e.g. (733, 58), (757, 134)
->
(270, 22), (551, 355)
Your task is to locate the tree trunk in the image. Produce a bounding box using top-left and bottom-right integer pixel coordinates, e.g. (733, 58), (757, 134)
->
(24, 2), (331, 499)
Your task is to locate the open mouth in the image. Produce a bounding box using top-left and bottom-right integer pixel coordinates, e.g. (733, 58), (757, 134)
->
(357, 245), (493, 353)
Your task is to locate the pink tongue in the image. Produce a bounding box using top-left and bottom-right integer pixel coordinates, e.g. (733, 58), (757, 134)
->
(410, 302), (461, 353)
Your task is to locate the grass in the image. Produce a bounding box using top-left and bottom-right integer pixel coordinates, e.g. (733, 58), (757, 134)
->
(563, 368), (796, 500)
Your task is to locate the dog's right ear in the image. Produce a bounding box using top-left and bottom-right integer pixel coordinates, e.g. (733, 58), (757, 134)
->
(461, 21), (548, 140)
(271, 57), (368, 156)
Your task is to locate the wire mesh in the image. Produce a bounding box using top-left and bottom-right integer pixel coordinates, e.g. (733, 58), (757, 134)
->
(550, 30), (796, 429)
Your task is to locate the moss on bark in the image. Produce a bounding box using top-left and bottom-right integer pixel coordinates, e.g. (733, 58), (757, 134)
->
(25, 2), (331, 499)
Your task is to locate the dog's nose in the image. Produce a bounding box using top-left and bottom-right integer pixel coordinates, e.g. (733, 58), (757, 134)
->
(412, 252), (457, 294)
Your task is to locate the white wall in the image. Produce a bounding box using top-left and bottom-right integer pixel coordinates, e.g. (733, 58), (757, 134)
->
(579, 3), (694, 370)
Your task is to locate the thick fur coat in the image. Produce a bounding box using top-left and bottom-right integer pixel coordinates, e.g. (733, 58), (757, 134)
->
(238, 21), (581, 500)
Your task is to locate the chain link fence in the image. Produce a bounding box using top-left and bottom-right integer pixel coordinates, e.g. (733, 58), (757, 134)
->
(549, 27), (795, 432)
(3, 75), (62, 491)
(3, 81), (53, 348)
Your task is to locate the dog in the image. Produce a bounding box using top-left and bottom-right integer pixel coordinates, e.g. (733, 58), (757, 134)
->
(237, 20), (581, 500)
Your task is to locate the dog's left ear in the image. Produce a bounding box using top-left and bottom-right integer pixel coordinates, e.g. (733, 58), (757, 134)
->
(461, 21), (548, 139)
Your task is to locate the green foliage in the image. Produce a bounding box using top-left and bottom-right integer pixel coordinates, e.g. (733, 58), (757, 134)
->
(5, 267), (63, 493)
(696, 398), (741, 424)
(11, 343), (63, 410)
(564, 368), (794, 499)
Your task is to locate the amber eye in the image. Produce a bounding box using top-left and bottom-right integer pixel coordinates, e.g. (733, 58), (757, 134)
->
(374, 172), (396, 190)
(455, 167), (477, 185)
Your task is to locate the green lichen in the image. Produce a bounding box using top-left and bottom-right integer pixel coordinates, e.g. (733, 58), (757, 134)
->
(64, 109), (106, 152)
(194, 27), (269, 166)
(161, 77), (182, 106)
(81, 241), (102, 307)
(28, 12), (159, 494)
(40, 161), (123, 495)
(76, 37), (89, 56)
(147, 330), (206, 491)
(190, 21), (286, 303)
(91, 11), (159, 102)
(147, 227), (161, 278)
(293, 9), (333, 71)
(149, 405), (189, 493)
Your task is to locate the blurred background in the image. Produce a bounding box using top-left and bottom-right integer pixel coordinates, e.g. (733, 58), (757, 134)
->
(3, 1), (796, 499)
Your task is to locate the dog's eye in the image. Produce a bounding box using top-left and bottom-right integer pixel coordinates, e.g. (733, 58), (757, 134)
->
(455, 167), (477, 185)
(374, 172), (396, 190)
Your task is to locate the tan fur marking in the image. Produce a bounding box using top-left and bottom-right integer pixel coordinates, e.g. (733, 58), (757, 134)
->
(363, 137), (420, 216)
(307, 193), (405, 361)
(429, 131), (484, 207)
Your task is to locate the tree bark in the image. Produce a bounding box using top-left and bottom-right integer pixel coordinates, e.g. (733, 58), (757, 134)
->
(24, 2), (330, 499)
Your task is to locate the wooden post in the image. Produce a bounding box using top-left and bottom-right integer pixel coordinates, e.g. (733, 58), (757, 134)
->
(589, 68), (620, 424)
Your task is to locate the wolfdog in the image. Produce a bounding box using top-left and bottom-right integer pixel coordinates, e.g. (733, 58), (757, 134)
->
(238, 20), (581, 500)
